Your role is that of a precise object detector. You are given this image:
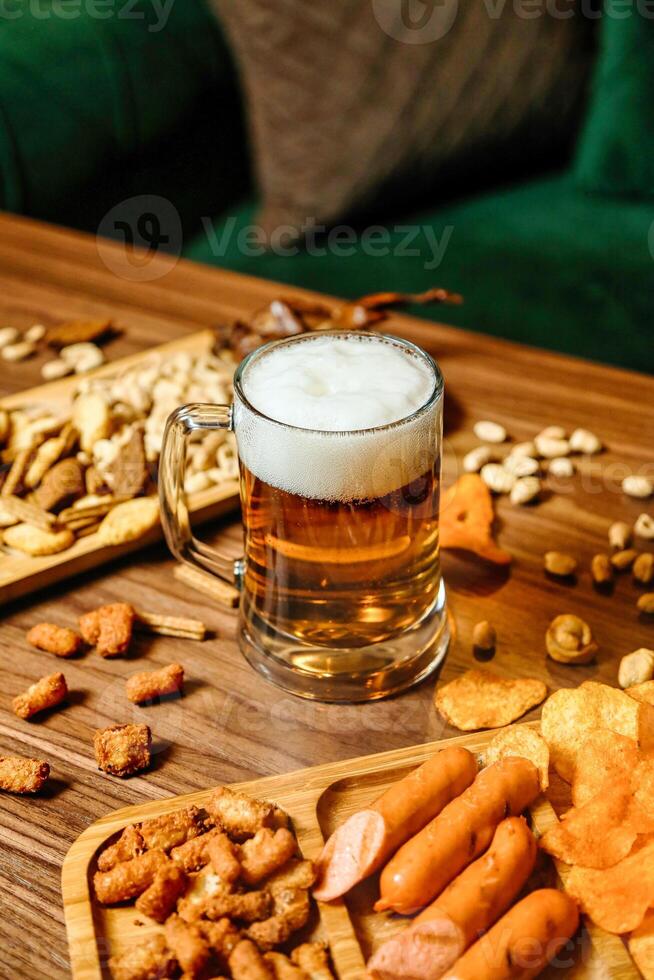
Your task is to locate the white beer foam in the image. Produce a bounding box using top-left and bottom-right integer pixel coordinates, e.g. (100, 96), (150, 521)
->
(236, 334), (439, 501)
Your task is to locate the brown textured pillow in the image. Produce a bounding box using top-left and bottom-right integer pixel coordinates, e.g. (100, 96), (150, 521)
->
(212, 0), (594, 236)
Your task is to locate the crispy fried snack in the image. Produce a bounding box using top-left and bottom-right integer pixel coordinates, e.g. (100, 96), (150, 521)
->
(12, 671), (67, 720)
(135, 863), (187, 923)
(164, 914), (210, 975)
(139, 804), (208, 852)
(107, 934), (176, 980)
(265, 951), (306, 979)
(210, 787), (288, 841)
(97, 825), (145, 872)
(229, 939), (273, 980)
(125, 663), (184, 704)
(0, 755), (50, 794)
(291, 943), (334, 979)
(80, 602), (135, 657)
(240, 828), (297, 886)
(439, 473), (512, 564)
(26, 623), (82, 658)
(247, 888), (311, 951)
(203, 888), (273, 924)
(266, 859), (316, 895)
(171, 828), (221, 873)
(208, 832), (241, 884)
(93, 723), (151, 778)
(197, 918), (241, 960)
(94, 849), (168, 904)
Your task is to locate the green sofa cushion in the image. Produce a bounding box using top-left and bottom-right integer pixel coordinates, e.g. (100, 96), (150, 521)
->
(185, 174), (654, 373)
(575, 0), (654, 197)
(0, 0), (229, 216)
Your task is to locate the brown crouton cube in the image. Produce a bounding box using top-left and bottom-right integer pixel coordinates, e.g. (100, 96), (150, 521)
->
(94, 723), (151, 777)
(0, 755), (50, 794)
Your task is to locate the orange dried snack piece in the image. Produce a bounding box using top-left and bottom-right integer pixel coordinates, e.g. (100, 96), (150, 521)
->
(26, 623), (82, 658)
(239, 828), (297, 885)
(80, 602), (134, 657)
(567, 839), (654, 934)
(439, 474), (511, 564)
(93, 723), (151, 777)
(12, 671), (67, 720)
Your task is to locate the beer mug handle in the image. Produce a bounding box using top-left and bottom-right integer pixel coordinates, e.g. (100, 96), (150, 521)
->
(159, 403), (240, 586)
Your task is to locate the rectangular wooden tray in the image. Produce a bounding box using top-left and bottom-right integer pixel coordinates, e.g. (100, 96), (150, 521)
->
(61, 726), (636, 980)
(0, 330), (240, 605)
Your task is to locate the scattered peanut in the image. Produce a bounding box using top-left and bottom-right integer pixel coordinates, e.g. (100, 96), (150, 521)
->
(61, 342), (105, 373)
(611, 548), (638, 571)
(544, 552), (577, 577)
(623, 475), (653, 499)
(546, 614), (598, 664)
(569, 428), (602, 454)
(534, 435), (570, 459)
(0, 326), (19, 348)
(24, 324), (46, 343)
(480, 463), (515, 494)
(635, 514), (654, 540)
(503, 454), (539, 477)
(510, 476), (541, 506)
(618, 649), (654, 689)
(638, 594), (654, 614)
(183, 472), (212, 495)
(473, 420), (507, 443)
(548, 457), (574, 478)
(41, 359), (73, 381)
(2, 341), (35, 362)
(538, 426), (567, 440)
(609, 521), (632, 551)
(463, 446), (494, 474)
(511, 441), (537, 458)
(634, 553), (654, 585)
(472, 621), (496, 651)
(591, 554), (613, 585)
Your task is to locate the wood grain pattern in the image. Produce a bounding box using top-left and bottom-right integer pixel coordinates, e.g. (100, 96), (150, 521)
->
(62, 726), (636, 980)
(0, 329), (240, 604)
(0, 212), (653, 978)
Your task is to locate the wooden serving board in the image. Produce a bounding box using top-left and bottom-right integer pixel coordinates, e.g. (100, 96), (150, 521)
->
(0, 330), (240, 605)
(61, 726), (637, 980)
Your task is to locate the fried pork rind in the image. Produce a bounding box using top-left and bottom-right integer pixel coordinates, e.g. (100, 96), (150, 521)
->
(204, 888), (273, 925)
(139, 804), (207, 852)
(567, 839), (654, 933)
(94, 723), (151, 778)
(172, 828), (221, 873)
(176, 865), (233, 922)
(266, 859), (316, 894)
(108, 934), (176, 980)
(208, 832), (241, 884)
(541, 681), (654, 782)
(210, 786), (288, 841)
(80, 602), (135, 657)
(481, 724), (550, 791)
(135, 863), (187, 923)
(291, 943), (335, 980)
(434, 669), (547, 731)
(126, 663), (185, 704)
(97, 825), (146, 872)
(0, 755), (49, 794)
(247, 888), (311, 952)
(264, 951), (306, 979)
(239, 828), (297, 886)
(229, 939), (273, 980)
(12, 671), (67, 720)
(26, 623), (82, 658)
(94, 849), (168, 904)
(164, 913), (210, 975)
(197, 917), (241, 961)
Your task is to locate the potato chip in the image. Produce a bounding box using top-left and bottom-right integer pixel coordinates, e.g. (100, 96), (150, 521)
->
(540, 681), (654, 782)
(572, 729), (640, 807)
(439, 474), (512, 565)
(628, 680), (654, 707)
(434, 670), (547, 731)
(540, 777), (638, 869)
(629, 910), (654, 979)
(567, 839), (654, 934)
(481, 724), (550, 790)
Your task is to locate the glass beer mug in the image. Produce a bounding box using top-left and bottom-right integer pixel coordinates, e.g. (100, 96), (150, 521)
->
(159, 330), (449, 702)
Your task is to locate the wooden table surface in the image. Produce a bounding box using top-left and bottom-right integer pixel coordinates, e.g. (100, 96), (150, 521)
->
(0, 212), (653, 978)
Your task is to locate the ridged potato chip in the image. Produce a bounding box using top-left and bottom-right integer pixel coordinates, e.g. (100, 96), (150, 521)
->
(567, 839), (654, 934)
(481, 724), (550, 790)
(434, 670), (547, 731)
(572, 729), (640, 807)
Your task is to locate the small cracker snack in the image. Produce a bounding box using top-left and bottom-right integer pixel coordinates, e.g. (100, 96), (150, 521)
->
(79, 602), (134, 657)
(434, 669), (547, 731)
(540, 680), (654, 782)
(94, 723), (152, 778)
(567, 838), (654, 934)
(34, 457), (84, 512)
(481, 724), (550, 790)
(2, 522), (74, 556)
(12, 671), (67, 720)
(0, 754), (50, 794)
(26, 623), (82, 658)
(125, 663), (184, 704)
(97, 496), (159, 546)
(439, 473), (512, 564)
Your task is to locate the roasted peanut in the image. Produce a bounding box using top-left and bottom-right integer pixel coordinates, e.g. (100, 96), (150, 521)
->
(544, 552), (577, 577)
(546, 614), (597, 664)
